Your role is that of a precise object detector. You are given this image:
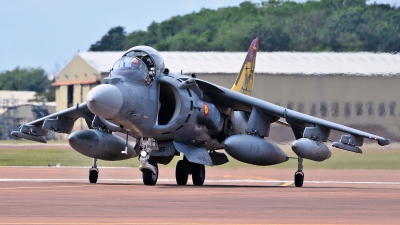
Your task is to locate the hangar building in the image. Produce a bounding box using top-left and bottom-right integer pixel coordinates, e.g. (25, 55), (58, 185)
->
(54, 51), (400, 141)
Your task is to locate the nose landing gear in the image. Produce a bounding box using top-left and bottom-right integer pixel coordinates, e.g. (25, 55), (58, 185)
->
(142, 159), (158, 186)
(139, 137), (159, 186)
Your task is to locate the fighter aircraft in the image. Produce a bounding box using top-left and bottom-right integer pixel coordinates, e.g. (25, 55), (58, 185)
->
(12, 38), (390, 187)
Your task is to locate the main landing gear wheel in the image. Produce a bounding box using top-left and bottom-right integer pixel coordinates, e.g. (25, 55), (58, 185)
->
(192, 163), (205, 186)
(294, 171), (304, 187)
(89, 167), (99, 184)
(142, 160), (158, 186)
(176, 160), (188, 185)
(175, 157), (206, 186)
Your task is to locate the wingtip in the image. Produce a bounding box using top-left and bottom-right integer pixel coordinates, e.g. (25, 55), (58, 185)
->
(10, 131), (47, 143)
(378, 138), (390, 146)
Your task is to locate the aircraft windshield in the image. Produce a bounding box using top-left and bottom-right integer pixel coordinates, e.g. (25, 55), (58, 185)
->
(110, 57), (151, 85)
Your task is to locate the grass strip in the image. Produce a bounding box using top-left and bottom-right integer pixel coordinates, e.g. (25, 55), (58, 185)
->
(0, 147), (399, 169)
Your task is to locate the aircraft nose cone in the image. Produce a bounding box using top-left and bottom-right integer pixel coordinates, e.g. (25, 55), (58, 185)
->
(86, 84), (123, 118)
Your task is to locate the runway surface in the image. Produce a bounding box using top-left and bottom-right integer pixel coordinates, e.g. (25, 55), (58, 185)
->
(0, 167), (399, 224)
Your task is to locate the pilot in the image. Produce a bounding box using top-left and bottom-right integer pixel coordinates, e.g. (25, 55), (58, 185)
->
(132, 57), (151, 85)
(131, 57), (140, 68)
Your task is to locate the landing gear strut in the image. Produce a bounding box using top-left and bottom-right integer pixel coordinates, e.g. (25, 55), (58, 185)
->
(139, 137), (159, 185)
(175, 157), (205, 186)
(89, 158), (98, 183)
(294, 157), (304, 187)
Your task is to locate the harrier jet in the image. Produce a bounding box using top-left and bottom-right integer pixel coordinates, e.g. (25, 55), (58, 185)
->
(12, 38), (390, 187)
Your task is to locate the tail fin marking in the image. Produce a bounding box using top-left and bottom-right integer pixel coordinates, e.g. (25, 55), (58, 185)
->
(231, 37), (259, 96)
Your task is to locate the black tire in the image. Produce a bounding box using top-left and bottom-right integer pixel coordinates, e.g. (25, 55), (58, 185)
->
(89, 168), (98, 184)
(142, 160), (158, 186)
(294, 172), (304, 187)
(175, 160), (188, 185)
(192, 163), (205, 186)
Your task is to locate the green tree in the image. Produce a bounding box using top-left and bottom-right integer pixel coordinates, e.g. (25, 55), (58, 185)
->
(89, 26), (126, 51)
(90, 0), (400, 52)
(0, 67), (50, 92)
(0, 67), (54, 102)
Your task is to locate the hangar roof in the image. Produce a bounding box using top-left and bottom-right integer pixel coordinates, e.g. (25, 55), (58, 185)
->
(0, 90), (55, 114)
(77, 51), (400, 76)
(77, 52), (122, 73)
(0, 90), (36, 104)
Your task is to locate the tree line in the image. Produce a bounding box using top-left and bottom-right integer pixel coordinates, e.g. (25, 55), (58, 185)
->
(89, 0), (400, 52)
(0, 67), (55, 102)
(1, 0), (398, 100)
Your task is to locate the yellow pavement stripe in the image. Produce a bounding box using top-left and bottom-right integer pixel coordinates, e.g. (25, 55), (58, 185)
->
(279, 181), (294, 187)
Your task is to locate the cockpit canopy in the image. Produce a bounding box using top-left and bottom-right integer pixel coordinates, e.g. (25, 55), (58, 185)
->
(110, 46), (165, 85)
(111, 56), (151, 84)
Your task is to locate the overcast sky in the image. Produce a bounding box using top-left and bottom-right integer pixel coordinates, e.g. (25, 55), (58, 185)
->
(0, 0), (398, 75)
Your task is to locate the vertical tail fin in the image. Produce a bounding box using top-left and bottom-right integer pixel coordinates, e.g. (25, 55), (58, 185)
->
(231, 37), (259, 96)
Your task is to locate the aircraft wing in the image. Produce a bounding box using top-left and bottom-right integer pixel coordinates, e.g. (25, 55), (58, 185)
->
(196, 79), (390, 147)
(11, 103), (94, 143)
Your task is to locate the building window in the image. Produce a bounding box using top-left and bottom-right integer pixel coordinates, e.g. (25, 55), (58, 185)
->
(344, 102), (351, 118)
(310, 103), (316, 116)
(367, 101), (374, 116)
(378, 102), (387, 117)
(320, 102), (328, 117)
(297, 102), (305, 113)
(389, 101), (396, 116)
(331, 102), (339, 118)
(80, 85), (83, 103)
(355, 101), (363, 116)
(287, 102), (294, 110)
(67, 85), (74, 108)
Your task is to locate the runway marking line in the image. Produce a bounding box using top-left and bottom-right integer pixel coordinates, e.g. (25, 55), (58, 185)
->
(208, 174), (293, 186)
(0, 184), (90, 190)
(0, 178), (399, 185)
(0, 223), (326, 225)
(0, 223), (358, 225)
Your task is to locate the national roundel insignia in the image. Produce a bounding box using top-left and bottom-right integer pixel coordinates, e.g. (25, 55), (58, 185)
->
(204, 103), (209, 116)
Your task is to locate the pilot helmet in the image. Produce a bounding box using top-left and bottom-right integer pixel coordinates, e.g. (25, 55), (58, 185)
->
(131, 58), (139, 67)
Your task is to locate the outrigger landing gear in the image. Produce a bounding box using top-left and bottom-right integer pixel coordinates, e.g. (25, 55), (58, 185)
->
(294, 157), (304, 187)
(139, 137), (159, 186)
(175, 157), (205, 186)
(89, 158), (99, 184)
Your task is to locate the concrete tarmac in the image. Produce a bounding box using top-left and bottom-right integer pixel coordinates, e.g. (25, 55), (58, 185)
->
(0, 167), (399, 224)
